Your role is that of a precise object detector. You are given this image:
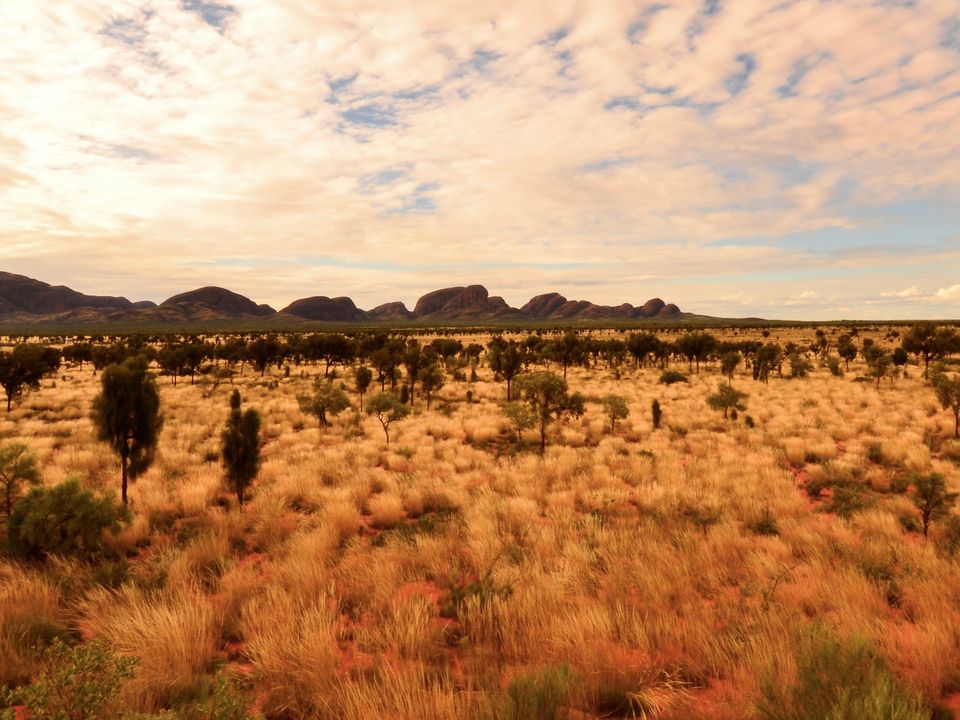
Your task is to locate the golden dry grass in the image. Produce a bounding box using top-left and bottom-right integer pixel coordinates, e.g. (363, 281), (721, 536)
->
(1, 325), (959, 718)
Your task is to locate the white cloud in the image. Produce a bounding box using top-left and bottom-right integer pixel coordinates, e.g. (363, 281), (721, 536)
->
(936, 285), (960, 300)
(0, 0), (957, 318)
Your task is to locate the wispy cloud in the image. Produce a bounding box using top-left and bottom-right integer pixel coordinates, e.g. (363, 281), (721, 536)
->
(0, 0), (957, 318)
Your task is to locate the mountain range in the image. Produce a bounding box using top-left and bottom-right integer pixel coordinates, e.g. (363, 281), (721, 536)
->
(0, 271), (684, 327)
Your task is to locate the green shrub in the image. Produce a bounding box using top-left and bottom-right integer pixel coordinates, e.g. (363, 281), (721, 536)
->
(750, 507), (780, 536)
(6, 479), (128, 561)
(757, 623), (926, 720)
(506, 664), (576, 720)
(659, 370), (687, 385)
(1, 638), (136, 719)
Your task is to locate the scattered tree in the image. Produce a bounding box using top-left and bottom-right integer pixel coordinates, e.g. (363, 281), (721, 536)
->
(420, 363), (445, 409)
(503, 401), (536, 444)
(721, 352), (741, 381)
(91, 356), (163, 505)
(0, 343), (61, 412)
(707, 383), (748, 419)
(837, 334), (857, 371)
(366, 392), (410, 445)
(910, 472), (958, 537)
(0, 442), (40, 515)
(220, 392), (261, 507)
(298, 378), (351, 430)
(930, 364), (960, 438)
(488, 337), (526, 400)
(600, 394), (629, 433)
(7, 479), (128, 560)
(513, 371), (586, 452)
(354, 366), (373, 412)
(651, 399), (662, 430)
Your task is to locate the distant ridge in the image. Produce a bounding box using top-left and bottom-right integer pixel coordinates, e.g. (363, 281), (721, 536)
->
(0, 272), (686, 327)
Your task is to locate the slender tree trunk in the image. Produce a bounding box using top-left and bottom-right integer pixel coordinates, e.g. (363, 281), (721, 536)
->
(5, 395), (10, 412)
(121, 452), (128, 505)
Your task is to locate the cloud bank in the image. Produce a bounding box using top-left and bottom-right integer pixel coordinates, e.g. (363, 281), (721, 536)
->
(0, 0), (958, 319)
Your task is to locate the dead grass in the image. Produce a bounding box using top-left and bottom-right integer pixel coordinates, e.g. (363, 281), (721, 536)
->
(2, 326), (960, 717)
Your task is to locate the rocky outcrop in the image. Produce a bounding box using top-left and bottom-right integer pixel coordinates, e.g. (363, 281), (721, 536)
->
(412, 285), (520, 319)
(160, 287), (276, 317)
(0, 272), (688, 326)
(0, 271), (135, 315)
(280, 296), (368, 322)
(368, 302), (414, 320)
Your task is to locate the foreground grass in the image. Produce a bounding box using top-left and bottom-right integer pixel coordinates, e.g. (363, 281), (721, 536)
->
(2, 326), (960, 718)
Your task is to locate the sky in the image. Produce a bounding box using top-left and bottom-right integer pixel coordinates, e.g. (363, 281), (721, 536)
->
(0, 0), (958, 320)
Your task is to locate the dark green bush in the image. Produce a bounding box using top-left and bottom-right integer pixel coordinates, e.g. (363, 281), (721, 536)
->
(659, 370), (687, 385)
(757, 623), (926, 720)
(506, 664), (576, 720)
(1, 638), (135, 719)
(6, 479), (128, 561)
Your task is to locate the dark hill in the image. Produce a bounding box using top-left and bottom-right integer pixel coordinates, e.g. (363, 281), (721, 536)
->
(160, 287), (275, 317)
(0, 271), (135, 315)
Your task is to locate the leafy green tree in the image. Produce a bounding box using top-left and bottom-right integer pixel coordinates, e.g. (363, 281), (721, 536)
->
(503, 401), (536, 444)
(548, 331), (584, 380)
(0, 638), (136, 719)
(721, 351), (741, 381)
(651, 399), (662, 430)
(366, 392), (410, 445)
(600, 394), (629, 433)
(220, 393), (261, 508)
(488, 337), (527, 400)
(626, 332), (661, 368)
(788, 353), (813, 378)
(0, 343), (60, 411)
(91, 356), (163, 505)
(297, 378), (351, 430)
(753, 343), (782, 383)
(837, 334), (857, 371)
(930, 364), (960, 438)
(910, 472), (958, 537)
(247, 336), (281, 377)
(863, 345), (893, 388)
(676, 332), (717, 373)
(707, 383), (748, 419)
(403, 341), (424, 404)
(7, 479), (128, 560)
(902, 322), (959, 377)
(513, 371), (586, 452)
(420, 363), (445, 409)
(0, 442), (40, 515)
(354, 366), (373, 412)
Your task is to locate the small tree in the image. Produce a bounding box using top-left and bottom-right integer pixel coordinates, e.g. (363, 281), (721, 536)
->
(354, 366), (373, 412)
(837, 335), (857, 371)
(651, 399), (662, 430)
(788, 353), (813, 378)
(721, 352), (741, 381)
(863, 345), (892, 388)
(366, 392), (410, 445)
(911, 472), (958, 537)
(600, 394), (629, 433)
(0, 344), (60, 412)
(488, 338), (526, 400)
(503, 401), (535, 444)
(706, 383), (748, 419)
(931, 364), (960, 438)
(220, 393), (261, 508)
(7, 479), (128, 560)
(91, 356), (163, 505)
(298, 378), (350, 430)
(420, 363), (445, 409)
(0, 442), (40, 515)
(0, 638), (136, 719)
(513, 371), (586, 452)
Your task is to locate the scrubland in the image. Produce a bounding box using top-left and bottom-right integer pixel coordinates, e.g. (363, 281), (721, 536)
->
(2, 326), (960, 719)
